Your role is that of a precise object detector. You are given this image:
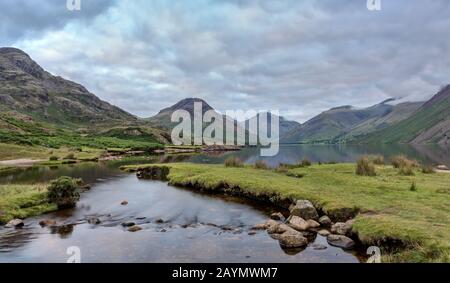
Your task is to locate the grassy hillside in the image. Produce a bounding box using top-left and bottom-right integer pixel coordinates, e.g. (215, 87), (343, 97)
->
(360, 86), (450, 144)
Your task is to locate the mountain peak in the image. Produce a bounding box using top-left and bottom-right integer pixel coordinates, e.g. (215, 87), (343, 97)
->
(422, 84), (450, 108)
(0, 47), (46, 79)
(158, 97), (214, 114)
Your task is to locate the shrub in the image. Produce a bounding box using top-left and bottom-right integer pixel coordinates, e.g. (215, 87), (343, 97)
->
(49, 156), (59, 161)
(421, 165), (436, 174)
(224, 157), (244, 168)
(410, 181), (418, 192)
(300, 158), (312, 167)
(356, 157), (376, 176)
(369, 155), (385, 165)
(47, 177), (82, 209)
(63, 153), (76, 160)
(254, 160), (269, 170)
(391, 155), (420, 169)
(399, 165), (415, 176)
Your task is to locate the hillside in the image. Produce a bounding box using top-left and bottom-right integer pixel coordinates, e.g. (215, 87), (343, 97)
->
(360, 85), (450, 144)
(0, 47), (169, 150)
(282, 102), (395, 143)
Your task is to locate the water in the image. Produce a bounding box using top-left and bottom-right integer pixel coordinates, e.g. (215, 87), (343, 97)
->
(1, 144), (448, 263)
(0, 175), (358, 263)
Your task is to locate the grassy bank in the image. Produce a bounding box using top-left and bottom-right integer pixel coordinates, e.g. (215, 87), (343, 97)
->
(122, 162), (450, 262)
(0, 183), (57, 224)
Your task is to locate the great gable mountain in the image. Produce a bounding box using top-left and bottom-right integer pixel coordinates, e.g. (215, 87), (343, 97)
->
(0, 47), (449, 147)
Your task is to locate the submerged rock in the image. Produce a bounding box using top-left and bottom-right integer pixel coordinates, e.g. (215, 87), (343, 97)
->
(121, 221), (136, 227)
(127, 225), (142, 232)
(311, 244), (328, 250)
(278, 230), (308, 248)
(270, 212), (285, 222)
(5, 219), (24, 228)
(319, 215), (332, 227)
(251, 223), (268, 230)
(289, 200), (319, 220)
(39, 219), (57, 227)
(88, 218), (102, 225)
(121, 201), (129, 206)
(327, 234), (355, 249)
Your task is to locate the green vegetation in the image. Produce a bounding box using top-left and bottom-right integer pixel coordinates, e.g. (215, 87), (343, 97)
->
(123, 162), (450, 262)
(0, 183), (57, 224)
(224, 157), (244, 168)
(355, 157), (377, 176)
(0, 176), (83, 224)
(47, 177), (82, 209)
(254, 160), (269, 170)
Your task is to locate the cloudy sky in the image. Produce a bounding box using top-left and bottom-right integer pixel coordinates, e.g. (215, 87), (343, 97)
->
(1, 0), (449, 122)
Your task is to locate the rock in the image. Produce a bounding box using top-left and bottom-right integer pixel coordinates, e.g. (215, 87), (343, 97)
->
(39, 219), (57, 227)
(437, 165), (449, 170)
(121, 201), (129, 206)
(248, 231), (257, 236)
(278, 230), (308, 248)
(121, 221), (136, 227)
(270, 212), (285, 221)
(287, 215), (309, 231)
(311, 244), (328, 250)
(155, 218), (165, 224)
(5, 219), (24, 228)
(306, 219), (321, 229)
(319, 215), (332, 227)
(318, 229), (331, 236)
(127, 225), (142, 232)
(327, 234), (355, 249)
(267, 223), (295, 234)
(251, 223), (268, 230)
(289, 200), (319, 220)
(331, 220), (353, 236)
(88, 218), (101, 225)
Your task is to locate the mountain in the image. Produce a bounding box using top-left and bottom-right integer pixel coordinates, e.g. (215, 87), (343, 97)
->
(0, 47), (137, 127)
(244, 113), (301, 141)
(0, 47), (169, 147)
(148, 98), (214, 129)
(359, 85), (450, 144)
(281, 101), (396, 143)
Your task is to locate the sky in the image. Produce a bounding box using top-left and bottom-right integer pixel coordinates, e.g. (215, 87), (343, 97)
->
(1, 0), (449, 122)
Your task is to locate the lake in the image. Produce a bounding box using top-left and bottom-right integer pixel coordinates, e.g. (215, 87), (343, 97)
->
(1, 144), (448, 263)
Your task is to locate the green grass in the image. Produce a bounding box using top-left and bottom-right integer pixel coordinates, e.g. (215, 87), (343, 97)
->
(122, 162), (450, 262)
(0, 184), (57, 224)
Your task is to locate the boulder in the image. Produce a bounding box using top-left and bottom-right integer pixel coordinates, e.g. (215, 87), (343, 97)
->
(327, 234), (355, 249)
(318, 229), (331, 236)
(267, 223), (295, 235)
(278, 230), (308, 248)
(437, 165), (449, 170)
(318, 215), (332, 227)
(39, 219), (57, 227)
(289, 200), (319, 220)
(306, 219), (321, 229)
(5, 219), (24, 228)
(127, 225), (142, 232)
(270, 212), (285, 222)
(287, 215), (309, 231)
(331, 220), (353, 236)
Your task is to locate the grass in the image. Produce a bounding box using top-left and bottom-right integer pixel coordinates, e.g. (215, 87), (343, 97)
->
(224, 157), (244, 168)
(0, 184), (57, 224)
(122, 162), (450, 262)
(356, 157), (377, 176)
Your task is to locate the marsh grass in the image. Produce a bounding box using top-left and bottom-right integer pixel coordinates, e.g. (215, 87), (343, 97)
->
(254, 160), (269, 170)
(356, 156), (377, 176)
(224, 157), (244, 168)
